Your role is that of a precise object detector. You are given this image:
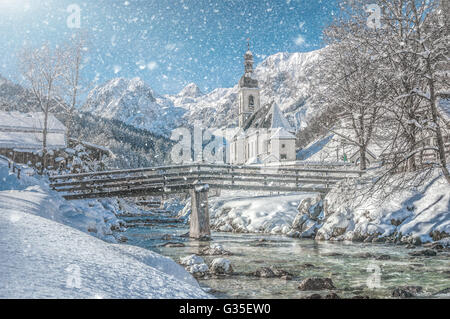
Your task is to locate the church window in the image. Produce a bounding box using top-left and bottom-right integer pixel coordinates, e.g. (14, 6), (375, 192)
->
(281, 154), (287, 160)
(282, 144), (286, 149)
(249, 95), (254, 108)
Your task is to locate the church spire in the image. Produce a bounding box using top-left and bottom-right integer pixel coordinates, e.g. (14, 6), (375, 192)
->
(244, 38), (254, 75)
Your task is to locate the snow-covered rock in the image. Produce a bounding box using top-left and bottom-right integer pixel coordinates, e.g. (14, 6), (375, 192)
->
(210, 258), (233, 274)
(199, 243), (232, 256)
(179, 255), (209, 277)
(180, 254), (205, 266)
(316, 170), (450, 244)
(206, 192), (313, 234)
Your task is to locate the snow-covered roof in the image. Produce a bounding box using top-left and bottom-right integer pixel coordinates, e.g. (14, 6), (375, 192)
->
(245, 156), (262, 165)
(0, 111), (66, 133)
(270, 104), (294, 131)
(270, 127), (296, 140)
(68, 138), (114, 158)
(0, 130), (66, 151)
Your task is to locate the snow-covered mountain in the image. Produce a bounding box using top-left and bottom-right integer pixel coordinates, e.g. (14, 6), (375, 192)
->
(81, 77), (186, 137)
(0, 75), (37, 112)
(81, 49), (324, 136)
(166, 49), (322, 130)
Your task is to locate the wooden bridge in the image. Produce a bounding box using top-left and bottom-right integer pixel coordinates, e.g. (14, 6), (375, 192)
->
(49, 163), (364, 239)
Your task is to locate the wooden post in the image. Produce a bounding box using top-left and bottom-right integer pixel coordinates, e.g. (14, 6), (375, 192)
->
(189, 185), (210, 239)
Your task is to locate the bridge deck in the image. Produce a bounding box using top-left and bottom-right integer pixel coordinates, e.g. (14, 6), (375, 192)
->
(50, 163), (363, 200)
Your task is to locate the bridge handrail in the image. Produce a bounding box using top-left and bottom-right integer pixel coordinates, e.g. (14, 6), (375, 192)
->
(50, 170), (349, 188)
(49, 163), (365, 181)
(53, 176), (339, 193)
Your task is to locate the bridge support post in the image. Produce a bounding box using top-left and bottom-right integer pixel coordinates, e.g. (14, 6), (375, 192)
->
(189, 185), (211, 239)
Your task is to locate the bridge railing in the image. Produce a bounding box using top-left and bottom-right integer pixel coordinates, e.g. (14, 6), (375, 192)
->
(49, 163), (365, 200)
(49, 163), (364, 181)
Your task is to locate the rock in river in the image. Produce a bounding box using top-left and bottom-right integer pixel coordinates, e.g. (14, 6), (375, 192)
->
(298, 277), (335, 291)
(253, 266), (293, 279)
(199, 243), (232, 256)
(408, 249), (437, 257)
(210, 258), (233, 275)
(392, 286), (423, 298)
(253, 267), (277, 278)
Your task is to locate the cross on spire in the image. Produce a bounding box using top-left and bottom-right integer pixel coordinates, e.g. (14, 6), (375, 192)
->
(247, 38), (250, 51)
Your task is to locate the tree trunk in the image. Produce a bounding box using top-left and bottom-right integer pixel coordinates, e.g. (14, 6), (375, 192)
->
(427, 61), (450, 184)
(360, 145), (367, 171)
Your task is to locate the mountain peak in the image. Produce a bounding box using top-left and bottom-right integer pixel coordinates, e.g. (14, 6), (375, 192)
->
(178, 83), (203, 98)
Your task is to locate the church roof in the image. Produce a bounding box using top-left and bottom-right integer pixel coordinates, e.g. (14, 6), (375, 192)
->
(270, 127), (296, 140)
(270, 104), (294, 131)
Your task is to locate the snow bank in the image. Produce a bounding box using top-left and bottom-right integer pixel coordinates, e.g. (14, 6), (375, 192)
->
(316, 170), (450, 244)
(0, 158), (124, 243)
(0, 207), (208, 298)
(184, 192), (314, 234)
(177, 170), (448, 244)
(0, 158), (210, 298)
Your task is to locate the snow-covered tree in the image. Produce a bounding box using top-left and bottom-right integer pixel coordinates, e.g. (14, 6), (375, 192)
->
(316, 4), (386, 170)
(57, 32), (89, 139)
(318, 0), (449, 183)
(18, 44), (64, 172)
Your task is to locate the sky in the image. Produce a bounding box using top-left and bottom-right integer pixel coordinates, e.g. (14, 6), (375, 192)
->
(0, 0), (339, 95)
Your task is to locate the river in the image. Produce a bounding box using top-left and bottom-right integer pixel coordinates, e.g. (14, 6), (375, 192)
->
(122, 211), (450, 299)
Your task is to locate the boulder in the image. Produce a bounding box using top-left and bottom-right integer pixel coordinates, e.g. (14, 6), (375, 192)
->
(199, 243), (232, 256)
(253, 266), (292, 279)
(253, 267), (277, 278)
(210, 258), (233, 274)
(392, 286), (422, 298)
(270, 267), (293, 278)
(408, 249), (437, 257)
(180, 254), (205, 266)
(187, 263), (209, 278)
(298, 277), (335, 291)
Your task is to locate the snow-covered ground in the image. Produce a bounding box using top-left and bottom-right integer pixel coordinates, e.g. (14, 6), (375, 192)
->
(179, 191), (314, 234)
(0, 158), (209, 298)
(177, 171), (449, 245)
(317, 170), (450, 244)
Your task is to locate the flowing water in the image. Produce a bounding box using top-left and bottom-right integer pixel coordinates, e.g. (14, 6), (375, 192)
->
(122, 213), (450, 299)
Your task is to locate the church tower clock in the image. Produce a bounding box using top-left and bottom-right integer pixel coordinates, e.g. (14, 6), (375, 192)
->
(238, 40), (260, 128)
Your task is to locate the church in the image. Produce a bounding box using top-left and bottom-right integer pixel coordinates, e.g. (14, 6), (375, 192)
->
(229, 46), (297, 165)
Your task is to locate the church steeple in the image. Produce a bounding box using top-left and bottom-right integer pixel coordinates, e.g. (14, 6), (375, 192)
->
(238, 39), (260, 128)
(239, 39), (258, 89)
(244, 38), (254, 75)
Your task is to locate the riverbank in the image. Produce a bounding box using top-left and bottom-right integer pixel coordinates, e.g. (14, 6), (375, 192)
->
(176, 168), (450, 246)
(0, 159), (209, 298)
